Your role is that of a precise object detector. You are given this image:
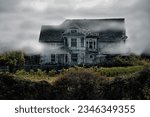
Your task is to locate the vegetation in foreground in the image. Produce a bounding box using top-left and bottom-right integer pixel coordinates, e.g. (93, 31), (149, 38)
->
(0, 66), (150, 100)
(0, 52), (150, 100)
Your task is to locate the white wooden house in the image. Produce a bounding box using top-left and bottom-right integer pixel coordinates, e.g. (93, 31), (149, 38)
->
(39, 18), (127, 65)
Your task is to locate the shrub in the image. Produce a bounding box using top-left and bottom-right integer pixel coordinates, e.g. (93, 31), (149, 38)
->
(35, 69), (46, 76)
(48, 70), (57, 77)
(100, 54), (150, 67)
(16, 69), (28, 76)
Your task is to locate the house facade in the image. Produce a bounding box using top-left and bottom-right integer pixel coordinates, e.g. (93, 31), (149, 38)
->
(39, 18), (127, 65)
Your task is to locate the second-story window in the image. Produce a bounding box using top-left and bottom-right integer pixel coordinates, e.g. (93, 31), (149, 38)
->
(64, 37), (68, 47)
(86, 41), (88, 48)
(94, 41), (96, 49)
(71, 38), (77, 47)
(89, 41), (93, 49)
(81, 37), (84, 47)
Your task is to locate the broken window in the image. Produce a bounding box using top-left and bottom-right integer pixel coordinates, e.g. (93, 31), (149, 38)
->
(71, 38), (77, 47)
(71, 54), (78, 63)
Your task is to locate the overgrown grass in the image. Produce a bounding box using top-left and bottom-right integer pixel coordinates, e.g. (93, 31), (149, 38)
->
(61, 66), (144, 78)
(13, 65), (145, 83)
(15, 69), (58, 83)
(95, 66), (144, 77)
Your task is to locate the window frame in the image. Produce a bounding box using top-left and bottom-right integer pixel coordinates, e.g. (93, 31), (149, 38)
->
(71, 54), (78, 63)
(81, 37), (84, 47)
(71, 38), (77, 47)
(71, 29), (77, 33)
(51, 54), (55, 63)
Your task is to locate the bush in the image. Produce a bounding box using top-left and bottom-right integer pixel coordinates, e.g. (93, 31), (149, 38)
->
(100, 54), (150, 67)
(0, 66), (149, 100)
(16, 69), (28, 76)
(35, 69), (46, 76)
(48, 70), (57, 77)
(0, 74), (54, 99)
(53, 70), (107, 100)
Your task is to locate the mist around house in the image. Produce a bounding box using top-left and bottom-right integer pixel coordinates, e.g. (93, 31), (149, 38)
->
(0, 0), (150, 100)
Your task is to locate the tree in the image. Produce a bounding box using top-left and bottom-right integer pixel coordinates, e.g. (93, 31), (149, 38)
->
(0, 51), (25, 72)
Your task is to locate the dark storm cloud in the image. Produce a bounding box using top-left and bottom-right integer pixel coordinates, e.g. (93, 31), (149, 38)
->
(0, 0), (150, 54)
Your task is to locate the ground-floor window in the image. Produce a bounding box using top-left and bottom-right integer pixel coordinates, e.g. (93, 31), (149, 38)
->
(71, 54), (78, 63)
(65, 54), (68, 63)
(51, 54), (55, 63)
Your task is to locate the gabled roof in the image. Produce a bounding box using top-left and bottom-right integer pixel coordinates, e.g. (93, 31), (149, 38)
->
(39, 25), (64, 43)
(39, 18), (126, 42)
(60, 18), (125, 32)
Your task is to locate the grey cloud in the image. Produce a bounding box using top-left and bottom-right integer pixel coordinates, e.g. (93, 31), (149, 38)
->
(0, 0), (150, 55)
(0, 0), (21, 12)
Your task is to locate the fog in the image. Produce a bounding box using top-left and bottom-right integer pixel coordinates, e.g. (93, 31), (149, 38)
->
(0, 0), (150, 55)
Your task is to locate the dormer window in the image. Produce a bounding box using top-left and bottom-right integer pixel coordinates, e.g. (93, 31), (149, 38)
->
(71, 29), (77, 33)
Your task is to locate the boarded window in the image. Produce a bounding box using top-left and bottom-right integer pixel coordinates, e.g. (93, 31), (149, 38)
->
(71, 54), (78, 63)
(71, 38), (77, 47)
(51, 54), (55, 62)
(81, 37), (84, 47)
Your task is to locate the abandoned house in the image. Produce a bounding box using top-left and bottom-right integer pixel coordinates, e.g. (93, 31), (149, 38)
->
(39, 18), (127, 65)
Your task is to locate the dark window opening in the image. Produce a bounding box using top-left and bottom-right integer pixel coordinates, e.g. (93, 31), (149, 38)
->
(71, 54), (78, 63)
(89, 41), (93, 49)
(51, 54), (55, 63)
(64, 37), (68, 47)
(90, 55), (93, 59)
(81, 37), (84, 47)
(65, 54), (68, 63)
(71, 29), (77, 33)
(71, 38), (77, 47)
(94, 41), (96, 49)
(86, 41), (88, 48)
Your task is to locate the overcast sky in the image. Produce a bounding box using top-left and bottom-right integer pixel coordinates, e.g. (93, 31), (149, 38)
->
(0, 0), (150, 54)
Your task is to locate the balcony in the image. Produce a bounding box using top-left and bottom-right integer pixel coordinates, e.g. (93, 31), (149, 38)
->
(86, 47), (98, 52)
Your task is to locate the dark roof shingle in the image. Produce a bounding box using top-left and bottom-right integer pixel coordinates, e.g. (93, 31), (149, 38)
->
(39, 18), (126, 42)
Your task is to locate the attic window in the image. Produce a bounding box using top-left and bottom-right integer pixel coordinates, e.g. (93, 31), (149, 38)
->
(71, 29), (77, 33)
